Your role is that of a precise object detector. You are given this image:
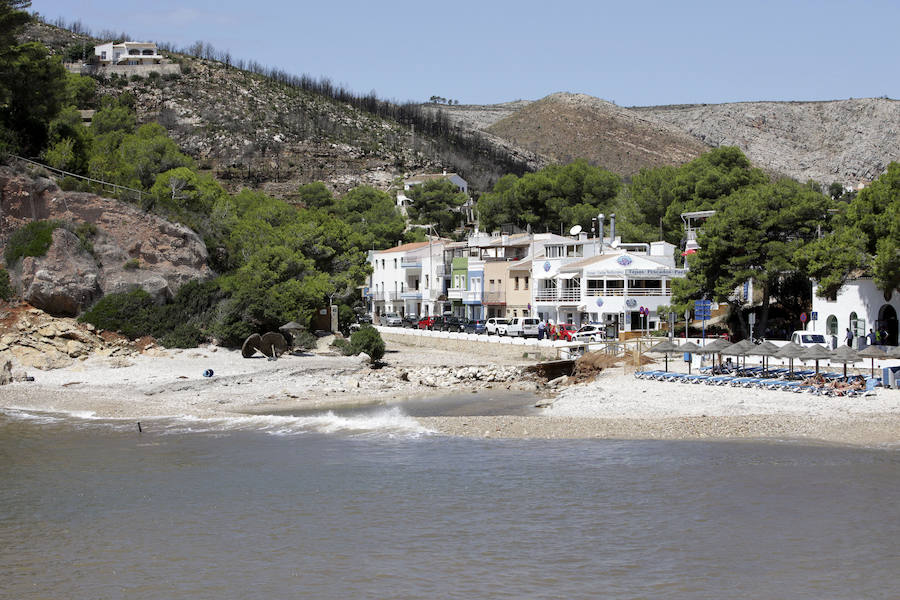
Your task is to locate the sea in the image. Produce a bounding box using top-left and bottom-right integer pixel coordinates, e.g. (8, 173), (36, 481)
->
(2, 393), (899, 600)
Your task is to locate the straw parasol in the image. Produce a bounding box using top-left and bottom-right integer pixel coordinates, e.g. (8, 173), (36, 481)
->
(648, 339), (680, 372)
(678, 341), (702, 374)
(857, 344), (886, 377)
(773, 342), (807, 377)
(697, 338), (733, 370)
(800, 344), (832, 375)
(721, 339), (755, 369)
(752, 341), (781, 376)
(829, 345), (861, 378)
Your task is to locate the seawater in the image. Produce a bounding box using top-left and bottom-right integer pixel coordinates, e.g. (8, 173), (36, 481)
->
(1, 402), (899, 600)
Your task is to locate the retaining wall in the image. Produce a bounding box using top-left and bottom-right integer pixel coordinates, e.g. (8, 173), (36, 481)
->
(377, 327), (561, 361)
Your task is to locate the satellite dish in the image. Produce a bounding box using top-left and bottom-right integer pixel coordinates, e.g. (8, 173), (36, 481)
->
(569, 224), (583, 236)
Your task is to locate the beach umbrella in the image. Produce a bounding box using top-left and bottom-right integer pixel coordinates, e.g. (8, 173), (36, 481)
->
(697, 338), (733, 370)
(829, 345), (861, 378)
(888, 345), (900, 359)
(678, 341), (702, 374)
(241, 333), (262, 358)
(648, 339), (679, 372)
(752, 341), (781, 376)
(722, 339), (755, 369)
(857, 344), (886, 377)
(800, 344), (832, 375)
(773, 342), (807, 377)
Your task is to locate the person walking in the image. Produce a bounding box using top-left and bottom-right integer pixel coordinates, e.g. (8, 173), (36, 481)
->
(867, 328), (877, 346)
(538, 320), (546, 340)
(845, 327), (853, 347)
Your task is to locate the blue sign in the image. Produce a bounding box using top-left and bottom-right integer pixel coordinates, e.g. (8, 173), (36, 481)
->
(626, 298), (637, 308)
(617, 255), (633, 266)
(543, 261), (551, 272)
(811, 311), (818, 321)
(595, 298), (604, 307)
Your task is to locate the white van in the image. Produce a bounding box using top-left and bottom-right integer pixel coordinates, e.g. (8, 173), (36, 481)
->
(790, 331), (827, 347)
(502, 317), (540, 337)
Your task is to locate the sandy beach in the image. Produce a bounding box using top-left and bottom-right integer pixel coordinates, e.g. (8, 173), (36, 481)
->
(2, 338), (899, 447)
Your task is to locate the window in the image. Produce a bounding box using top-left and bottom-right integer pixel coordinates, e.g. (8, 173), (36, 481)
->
(393, 258), (397, 269)
(381, 259), (385, 269)
(100, 51), (107, 60)
(826, 315), (838, 336)
(525, 277), (529, 290)
(587, 280), (603, 294)
(546, 245), (563, 258)
(514, 277), (520, 290)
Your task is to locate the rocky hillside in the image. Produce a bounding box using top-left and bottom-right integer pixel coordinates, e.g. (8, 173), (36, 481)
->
(632, 99), (900, 186)
(22, 21), (530, 198)
(484, 93), (710, 177)
(0, 165), (211, 316)
(439, 94), (900, 186)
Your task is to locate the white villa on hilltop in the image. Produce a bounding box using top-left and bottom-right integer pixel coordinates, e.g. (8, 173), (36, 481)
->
(94, 42), (163, 65)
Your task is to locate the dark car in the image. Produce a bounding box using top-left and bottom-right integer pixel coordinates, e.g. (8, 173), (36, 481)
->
(462, 319), (486, 334)
(439, 316), (465, 332)
(401, 314), (419, 328)
(417, 316), (435, 330)
(356, 313), (373, 324)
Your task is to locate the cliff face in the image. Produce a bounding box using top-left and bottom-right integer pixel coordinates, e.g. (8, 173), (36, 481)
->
(0, 167), (211, 316)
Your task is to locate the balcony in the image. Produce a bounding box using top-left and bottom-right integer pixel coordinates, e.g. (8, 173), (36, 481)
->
(400, 290), (422, 300)
(628, 287), (669, 297)
(400, 259), (422, 269)
(462, 290), (482, 303)
(534, 289), (557, 302)
(558, 288), (581, 303)
(484, 290), (506, 305)
(371, 291), (400, 301)
(448, 287), (464, 300)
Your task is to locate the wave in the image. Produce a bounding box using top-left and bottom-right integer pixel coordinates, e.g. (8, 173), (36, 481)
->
(0, 406), (433, 439)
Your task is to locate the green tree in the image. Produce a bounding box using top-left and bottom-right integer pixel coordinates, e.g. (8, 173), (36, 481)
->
(0, 42), (68, 156)
(331, 185), (406, 250)
(44, 105), (92, 172)
(799, 162), (900, 297)
(90, 96), (136, 135)
(64, 72), (97, 108)
(476, 160), (620, 234)
(406, 179), (468, 233)
(296, 181), (333, 208)
(675, 179), (832, 337)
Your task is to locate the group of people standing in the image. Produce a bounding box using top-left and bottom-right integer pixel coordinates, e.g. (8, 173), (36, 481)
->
(846, 327), (889, 347)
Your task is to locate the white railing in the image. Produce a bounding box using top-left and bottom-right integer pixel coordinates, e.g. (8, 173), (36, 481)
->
(535, 289), (557, 302)
(558, 289), (581, 302)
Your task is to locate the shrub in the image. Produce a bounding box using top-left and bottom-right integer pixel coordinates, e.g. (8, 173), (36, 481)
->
(290, 328), (318, 350)
(330, 337), (352, 355)
(79, 289), (158, 338)
(0, 267), (12, 301)
(158, 323), (205, 348)
(72, 222), (97, 254)
(3, 220), (63, 265)
(123, 258), (140, 270)
(349, 325), (385, 362)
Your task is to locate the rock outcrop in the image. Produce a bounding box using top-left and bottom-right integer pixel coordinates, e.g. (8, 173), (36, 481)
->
(0, 306), (148, 370)
(0, 167), (212, 315)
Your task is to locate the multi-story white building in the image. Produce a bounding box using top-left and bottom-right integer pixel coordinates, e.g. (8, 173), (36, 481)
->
(810, 278), (899, 348)
(368, 239), (449, 319)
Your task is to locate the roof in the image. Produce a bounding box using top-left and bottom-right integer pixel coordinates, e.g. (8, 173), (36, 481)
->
(559, 251), (676, 273)
(405, 173), (463, 183)
(375, 241), (430, 254)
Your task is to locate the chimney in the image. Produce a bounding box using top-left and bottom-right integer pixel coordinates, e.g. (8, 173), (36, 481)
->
(609, 213), (616, 243)
(597, 213), (605, 250)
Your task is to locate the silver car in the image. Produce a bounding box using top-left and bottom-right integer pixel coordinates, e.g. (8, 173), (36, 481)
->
(381, 313), (402, 327)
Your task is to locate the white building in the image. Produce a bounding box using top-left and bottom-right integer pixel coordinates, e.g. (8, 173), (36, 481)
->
(810, 278), (899, 348)
(94, 42), (164, 65)
(368, 239), (449, 319)
(537, 241), (683, 335)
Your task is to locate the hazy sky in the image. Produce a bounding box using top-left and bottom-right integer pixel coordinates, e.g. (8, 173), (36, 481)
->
(32, 0), (900, 106)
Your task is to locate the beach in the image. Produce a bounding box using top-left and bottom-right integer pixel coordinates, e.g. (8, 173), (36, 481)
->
(2, 338), (899, 446)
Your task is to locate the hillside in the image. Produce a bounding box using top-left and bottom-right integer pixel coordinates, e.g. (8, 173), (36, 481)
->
(439, 93), (900, 187)
(633, 99), (900, 186)
(21, 22), (532, 198)
(484, 93), (710, 176)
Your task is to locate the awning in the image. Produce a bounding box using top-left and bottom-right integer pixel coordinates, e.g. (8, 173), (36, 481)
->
(556, 272), (578, 280)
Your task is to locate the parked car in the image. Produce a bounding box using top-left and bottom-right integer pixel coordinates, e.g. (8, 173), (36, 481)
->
(502, 317), (540, 337)
(439, 315), (464, 332)
(381, 313), (402, 327)
(462, 319), (486, 334)
(552, 323), (578, 342)
(356, 313), (373, 324)
(485, 318), (509, 335)
(417, 316), (435, 330)
(401, 314), (419, 328)
(571, 324), (604, 342)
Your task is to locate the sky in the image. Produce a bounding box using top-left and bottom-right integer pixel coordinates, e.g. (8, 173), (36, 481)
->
(31, 0), (900, 107)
